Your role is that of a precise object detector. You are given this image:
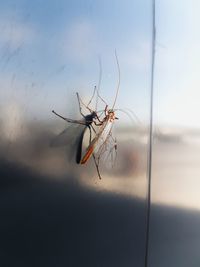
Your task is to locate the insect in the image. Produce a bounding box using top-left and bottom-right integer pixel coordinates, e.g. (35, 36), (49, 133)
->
(80, 51), (120, 178)
(52, 51), (120, 179)
(51, 89), (100, 164)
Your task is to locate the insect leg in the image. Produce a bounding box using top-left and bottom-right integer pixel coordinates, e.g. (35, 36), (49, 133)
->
(76, 91), (99, 116)
(92, 154), (102, 180)
(52, 110), (86, 125)
(93, 120), (103, 126)
(104, 105), (108, 117)
(86, 85), (97, 109)
(76, 92), (88, 118)
(91, 124), (97, 134)
(77, 90), (103, 124)
(97, 90), (108, 107)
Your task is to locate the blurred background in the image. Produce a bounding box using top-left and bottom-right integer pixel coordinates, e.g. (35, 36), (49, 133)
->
(1, 1), (200, 267)
(149, 1), (200, 267)
(0, 1), (151, 266)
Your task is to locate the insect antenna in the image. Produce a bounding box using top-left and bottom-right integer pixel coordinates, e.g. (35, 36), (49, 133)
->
(115, 108), (142, 125)
(112, 50), (120, 109)
(96, 56), (108, 109)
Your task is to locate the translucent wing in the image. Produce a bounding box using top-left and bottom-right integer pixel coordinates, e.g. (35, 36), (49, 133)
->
(94, 124), (117, 168)
(50, 122), (87, 162)
(101, 133), (117, 168)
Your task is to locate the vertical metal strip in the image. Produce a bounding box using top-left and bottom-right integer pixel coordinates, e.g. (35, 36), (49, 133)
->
(145, 0), (156, 267)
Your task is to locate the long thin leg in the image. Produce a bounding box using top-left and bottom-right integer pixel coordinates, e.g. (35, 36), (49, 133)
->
(52, 110), (86, 125)
(92, 154), (102, 179)
(91, 124), (97, 134)
(93, 121), (103, 126)
(86, 86), (97, 109)
(77, 91), (105, 125)
(97, 90), (108, 107)
(76, 92), (105, 128)
(77, 92), (95, 114)
(76, 92), (87, 118)
(77, 92), (104, 125)
(104, 105), (108, 117)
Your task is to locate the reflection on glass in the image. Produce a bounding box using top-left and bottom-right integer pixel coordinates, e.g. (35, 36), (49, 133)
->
(149, 2), (200, 267)
(0, 1), (152, 266)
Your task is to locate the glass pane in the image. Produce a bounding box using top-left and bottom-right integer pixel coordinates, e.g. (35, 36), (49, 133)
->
(0, 1), (152, 266)
(149, 2), (200, 267)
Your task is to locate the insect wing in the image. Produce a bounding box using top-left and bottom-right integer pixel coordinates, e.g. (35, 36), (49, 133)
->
(94, 121), (117, 168)
(50, 122), (86, 161)
(94, 121), (113, 152)
(51, 123), (85, 147)
(103, 133), (117, 168)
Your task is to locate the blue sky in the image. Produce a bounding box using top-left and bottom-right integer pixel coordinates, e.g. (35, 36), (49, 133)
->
(0, 0), (152, 127)
(2, 1), (199, 129)
(154, 0), (200, 128)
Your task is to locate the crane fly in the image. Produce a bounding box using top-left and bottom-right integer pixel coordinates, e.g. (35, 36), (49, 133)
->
(52, 51), (120, 179)
(80, 51), (120, 179)
(80, 107), (118, 176)
(51, 89), (100, 164)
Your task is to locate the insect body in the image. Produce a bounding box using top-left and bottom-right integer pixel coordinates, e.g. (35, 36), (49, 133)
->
(52, 94), (118, 180)
(51, 90), (100, 164)
(80, 51), (120, 178)
(81, 108), (117, 164)
(75, 111), (97, 164)
(52, 52), (120, 179)
(52, 109), (97, 164)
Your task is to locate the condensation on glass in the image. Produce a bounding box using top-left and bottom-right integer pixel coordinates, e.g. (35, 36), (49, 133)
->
(0, 1), (152, 266)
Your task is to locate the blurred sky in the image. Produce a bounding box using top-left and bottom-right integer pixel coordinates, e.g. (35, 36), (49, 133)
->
(0, 1), (200, 129)
(1, 0), (200, 214)
(154, 0), (200, 128)
(0, 0), (152, 126)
